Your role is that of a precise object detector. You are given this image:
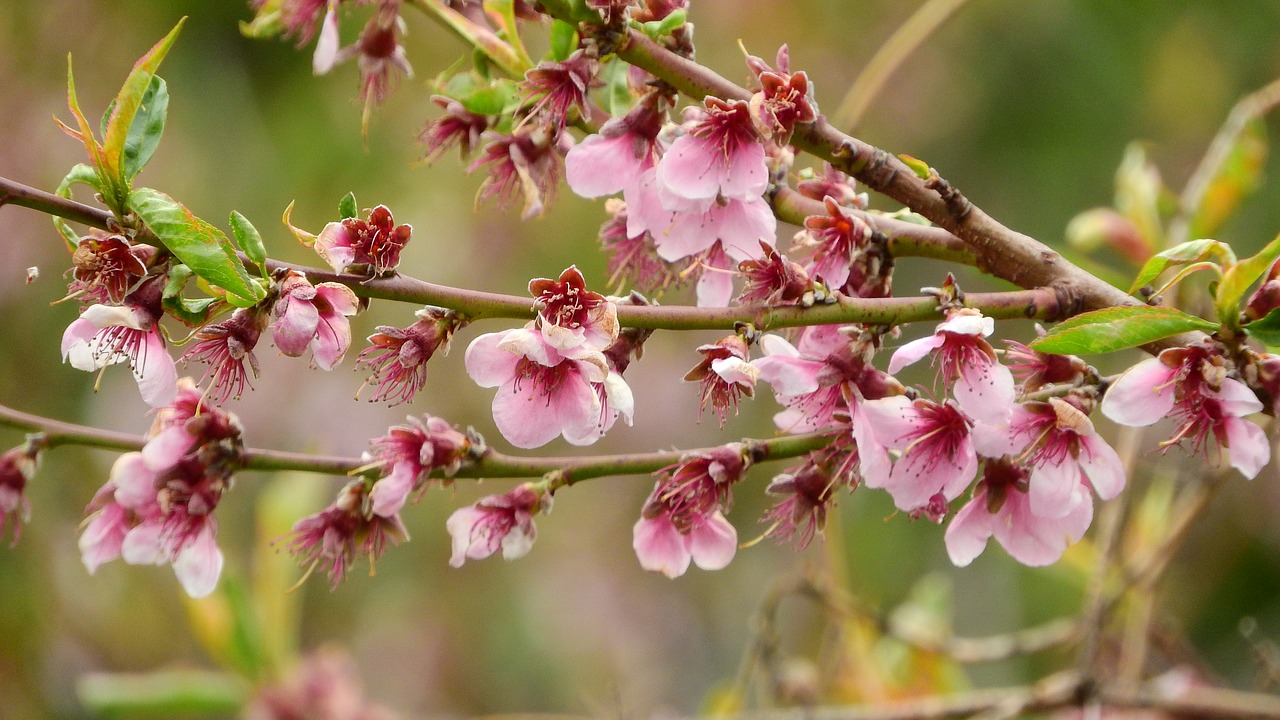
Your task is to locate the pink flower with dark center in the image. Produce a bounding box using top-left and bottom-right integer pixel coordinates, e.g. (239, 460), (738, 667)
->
(355, 306), (460, 406)
(419, 95), (490, 163)
(655, 98), (767, 203)
(796, 163), (867, 208)
(314, 204), (412, 275)
(465, 325), (632, 448)
(857, 395), (977, 512)
(61, 276), (177, 408)
(633, 491), (737, 579)
(366, 414), (472, 517)
(598, 199), (685, 293)
(68, 233), (150, 304)
(1099, 344), (1222, 427)
(888, 308), (1015, 424)
(0, 443), (40, 546)
(1161, 380), (1271, 479)
(183, 307), (267, 403)
(791, 197), (872, 290)
(744, 45), (817, 145)
(565, 92), (667, 199)
(529, 266), (619, 353)
(945, 456), (1093, 567)
(683, 335), (758, 426)
(990, 397), (1126, 518)
(469, 126), (569, 220)
(447, 484), (549, 567)
(761, 456), (837, 548)
(520, 50), (598, 130)
(284, 479), (409, 588)
(270, 269), (360, 370)
(737, 241), (814, 305)
(625, 168), (777, 266)
(1004, 335), (1088, 393)
(653, 444), (750, 531)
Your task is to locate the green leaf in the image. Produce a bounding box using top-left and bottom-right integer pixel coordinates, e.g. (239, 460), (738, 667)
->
(229, 211), (268, 273)
(130, 187), (264, 303)
(1127, 238), (1236, 294)
(654, 8), (687, 36)
(338, 191), (358, 220)
(898, 154), (931, 180)
(1029, 306), (1218, 355)
(160, 264), (221, 327)
(599, 59), (634, 117)
(121, 76), (169, 180)
(1216, 231), (1280, 327)
(62, 59), (124, 215)
(53, 163), (105, 249)
(1189, 118), (1268, 239)
(457, 79), (519, 116)
(1114, 142), (1167, 250)
(77, 670), (249, 716)
(102, 19), (185, 191)
(1243, 307), (1280, 347)
(549, 19), (578, 62)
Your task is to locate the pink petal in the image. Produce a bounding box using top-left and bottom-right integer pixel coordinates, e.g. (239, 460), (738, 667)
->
(142, 426), (196, 473)
(938, 313), (993, 336)
(719, 141), (768, 200)
(81, 304), (144, 330)
(310, 309), (352, 370)
(273, 300), (321, 357)
(314, 222), (357, 273)
(312, 5), (340, 75)
(565, 132), (646, 198)
(710, 357), (758, 388)
(885, 433), (976, 511)
(852, 404), (891, 489)
(1078, 434), (1126, 500)
(633, 515), (692, 578)
(955, 360), (1015, 425)
(995, 489), (1092, 567)
(491, 388), (567, 449)
(370, 462), (416, 518)
(464, 331), (519, 388)
(695, 264), (735, 308)
(886, 335), (946, 374)
(1028, 457), (1087, 519)
(551, 371), (606, 447)
(656, 135), (726, 202)
(446, 506), (488, 567)
(80, 502), (128, 573)
(859, 396), (927, 449)
(602, 372), (635, 426)
(1215, 378), (1264, 417)
(121, 521), (167, 566)
(133, 328), (178, 408)
(109, 453), (158, 510)
(1224, 416), (1270, 480)
(500, 524), (536, 560)
(689, 511), (737, 571)
(944, 489), (996, 567)
(316, 282), (360, 317)
(1100, 358), (1177, 427)
(61, 318), (106, 370)
(172, 524), (223, 598)
(714, 197), (777, 261)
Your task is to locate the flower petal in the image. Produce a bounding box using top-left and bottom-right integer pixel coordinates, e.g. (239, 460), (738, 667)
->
(1100, 358), (1176, 427)
(944, 489), (995, 567)
(886, 334), (946, 375)
(633, 515), (692, 578)
(1224, 416), (1271, 480)
(689, 511), (737, 571)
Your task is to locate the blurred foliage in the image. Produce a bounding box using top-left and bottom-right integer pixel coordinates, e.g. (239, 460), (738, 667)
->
(2, 1), (1280, 718)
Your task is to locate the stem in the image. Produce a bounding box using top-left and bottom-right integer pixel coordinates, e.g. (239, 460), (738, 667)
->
(0, 402), (834, 482)
(830, 0), (976, 132)
(0, 175), (1063, 327)
(404, 0), (528, 78)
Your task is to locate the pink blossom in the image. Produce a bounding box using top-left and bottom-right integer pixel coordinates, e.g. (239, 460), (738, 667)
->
(284, 479), (409, 588)
(945, 456), (1093, 567)
(68, 233), (150, 304)
(469, 126), (568, 220)
(529, 266), (619, 353)
(760, 457), (837, 548)
(683, 335), (758, 426)
(857, 395), (977, 512)
(744, 45), (818, 145)
(419, 95), (490, 163)
(366, 414), (472, 517)
(1003, 335), (1088, 393)
(565, 93), (666, 198)
(626, 169), (776, 264)
(694, 242), (739, 308)
(355, 306), (460, 406)
(313, 2), (413, 130)
(888, 308), (1014, 424)
(519, 50), (598, 130)
(633, 505), (737, 579)
(737, 241), (815, 305)
(796, 163), (867, 209)
(61, 300), (177, 408)
(270, 269), (360, 370)
(655, 98), (767, 203)
(465, 326), (632, 448)
(597, 199), (685, 294)
(183, 307), (266, 403)
(791, 197), (872, 290)
(314, 205), (413, 276)
(446, 484), (549, 567)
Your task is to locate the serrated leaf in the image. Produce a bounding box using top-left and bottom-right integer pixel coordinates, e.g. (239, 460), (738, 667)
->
(549, 19), (578, 62)
(1190, 118), (1268, 239)
(130, 187), (264, 303)
(53, 163), (105, 249)
(62, 59), (124, 215)
(338, 191), (358, 220)
(1127, 238), (1236, 294)
(1114, 142), (1166, 250)
(1216, 231), (1280, 327)
(1243, 307), (1280, 346)
(229, 210), (267, 272)
(1029, 306), (1218, 355)
(102, 19), (185, 191)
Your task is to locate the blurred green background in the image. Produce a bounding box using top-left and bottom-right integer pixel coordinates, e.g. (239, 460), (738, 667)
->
(3, 1), (1280, 717)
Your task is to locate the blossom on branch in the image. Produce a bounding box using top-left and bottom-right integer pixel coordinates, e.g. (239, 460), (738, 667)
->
(284, 479), (408, 589)
(183, 307), (267, 403)
(356, 306), (460, 406)
(447, 484), (549, 567)
(366, 414), (473, 517)
(0, 442), (41, 547)
(683, 335), (758, 426)
(314, 204), (412, 275)
(270, 269), (360, 370)
(888, 307), (1014, 424)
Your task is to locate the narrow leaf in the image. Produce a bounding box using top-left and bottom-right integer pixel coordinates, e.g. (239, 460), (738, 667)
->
(600, 59), (634, 117)
(338, 191), (358, 220)
(1216, 231), (1280, 326)
(1243, 307), (1280, 347)
(77, 670), (248, 716)
(229, 211), (268, 272)
(130, 187), (264, 303)
(1189, 118), (1268, 239)
(898, 154), (931, 180)
(122, 76), (169, 179)
(1127, 238), (1236, 294)
(102, 18), (185, 188)
(1029, 306), (1218, 355)
(1114, 142), (1166, 250)
(53, 163), (105, 249)
(549, 19), (577, 62)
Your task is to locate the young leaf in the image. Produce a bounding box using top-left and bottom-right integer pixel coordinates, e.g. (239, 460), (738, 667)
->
(338, 191), (358, 220)
(549, 19), (577, 62)
(600, 59), (634, 117)
(1189, 118), (1268, 240)
(121, 76), (169, 180)
(898, 154), (931, 180)
(1127, 238), (1236, 294)
(102, 19), (185, 190)
(130, 187), (264, 304)
(1113, 142), (1166, 250)
(229, 211), (268, 273)
(1028, 306), (1218, 355)
(1243, 307), (1280, 347)
(61, 59), (124, 214)
(1215, 231), (1280, 326)
(52, 163), (106, 249)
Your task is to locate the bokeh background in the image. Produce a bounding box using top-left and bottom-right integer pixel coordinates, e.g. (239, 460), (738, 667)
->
(3, 1), (1280, 717)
